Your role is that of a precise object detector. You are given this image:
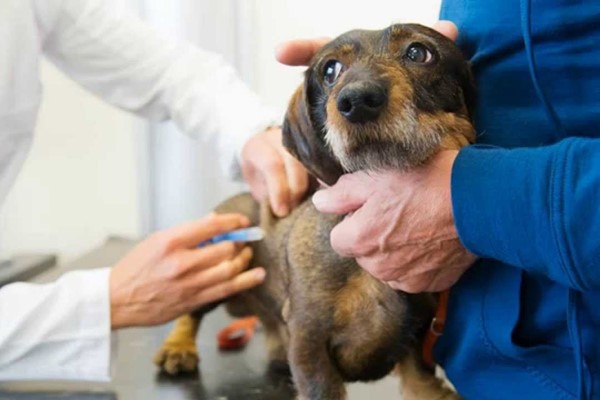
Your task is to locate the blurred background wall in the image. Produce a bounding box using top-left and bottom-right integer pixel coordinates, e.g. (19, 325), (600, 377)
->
(0, 0), (441, 262)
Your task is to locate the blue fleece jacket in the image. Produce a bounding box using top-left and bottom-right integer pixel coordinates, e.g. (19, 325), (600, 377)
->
(434, 0), (600, 399)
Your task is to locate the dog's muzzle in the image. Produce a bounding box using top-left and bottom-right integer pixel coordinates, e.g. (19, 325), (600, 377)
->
(336, 81), (388, 124)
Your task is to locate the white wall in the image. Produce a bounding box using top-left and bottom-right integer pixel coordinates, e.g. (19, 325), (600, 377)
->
(0, 0), (441, 262)
(0, 61), (143, 261)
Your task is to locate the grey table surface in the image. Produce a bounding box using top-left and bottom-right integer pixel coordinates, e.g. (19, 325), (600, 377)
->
(0, 237), (400, 400)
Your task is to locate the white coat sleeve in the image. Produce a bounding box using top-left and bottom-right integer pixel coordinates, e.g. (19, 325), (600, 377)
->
(32, 0), (280, 179)
(0, 268), (114, 381)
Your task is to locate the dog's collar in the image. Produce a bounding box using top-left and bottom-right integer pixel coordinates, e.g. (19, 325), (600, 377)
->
(422, 289), (450, 368)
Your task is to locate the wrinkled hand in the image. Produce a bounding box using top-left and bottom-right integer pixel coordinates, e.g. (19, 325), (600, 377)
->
(312, 151), (477, 293)
(241, 127), (309, 217)
(109, 214), (266, 329)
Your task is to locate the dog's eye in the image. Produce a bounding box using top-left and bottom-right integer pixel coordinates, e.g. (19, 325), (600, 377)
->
(405, 43), (433, 63)
(323, 60), (344, 86)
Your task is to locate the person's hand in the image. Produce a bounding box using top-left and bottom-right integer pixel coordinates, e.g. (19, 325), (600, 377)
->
(241, 126), (309, 217)
(109, 214), (266, 329)
(312, 151), (477, 293)
(275, 21), (458, 66)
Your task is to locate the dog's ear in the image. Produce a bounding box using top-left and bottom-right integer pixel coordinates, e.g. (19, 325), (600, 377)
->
(282, 82), (344, 186)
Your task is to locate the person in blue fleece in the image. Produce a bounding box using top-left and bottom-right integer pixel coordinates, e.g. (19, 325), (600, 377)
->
(277, 1), (599, 398)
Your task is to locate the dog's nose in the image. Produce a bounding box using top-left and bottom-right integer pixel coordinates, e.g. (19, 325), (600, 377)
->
(336, 82), (387, 123)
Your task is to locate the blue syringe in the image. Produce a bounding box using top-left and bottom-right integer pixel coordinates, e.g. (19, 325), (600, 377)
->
(199, 226), (265, 247)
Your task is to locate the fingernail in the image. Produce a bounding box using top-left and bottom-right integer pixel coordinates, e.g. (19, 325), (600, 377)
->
(312, 190), (326, 208)
(274, 42), (283, 55)
(277, 205), (289, 217)
(254, 268), (266, 281)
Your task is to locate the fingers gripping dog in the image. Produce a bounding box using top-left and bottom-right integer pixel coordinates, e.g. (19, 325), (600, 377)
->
(155, 24), (475, 400)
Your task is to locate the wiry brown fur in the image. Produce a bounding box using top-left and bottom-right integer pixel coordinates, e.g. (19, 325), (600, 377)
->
(155, 23), (475, 399)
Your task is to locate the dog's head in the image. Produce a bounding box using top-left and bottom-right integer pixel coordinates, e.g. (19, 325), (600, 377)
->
(283, 23), (475, 185)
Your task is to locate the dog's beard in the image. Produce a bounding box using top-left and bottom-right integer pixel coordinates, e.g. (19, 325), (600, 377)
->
(324, 105), (443, 172)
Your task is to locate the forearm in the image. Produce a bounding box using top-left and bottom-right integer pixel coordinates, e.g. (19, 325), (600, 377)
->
(0, 268), (115, 381)
(452, 137), (600, 290)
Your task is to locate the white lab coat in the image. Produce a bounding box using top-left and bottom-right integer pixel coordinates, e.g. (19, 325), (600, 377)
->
(0, 0), (278, 381)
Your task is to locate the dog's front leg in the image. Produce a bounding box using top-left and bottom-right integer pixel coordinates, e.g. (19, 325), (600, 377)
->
(154, 313), (201, 375)
(288, 321), (346, 400)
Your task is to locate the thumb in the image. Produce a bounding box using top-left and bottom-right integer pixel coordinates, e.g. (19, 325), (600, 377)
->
(432, 20), (459, 41)
(311, 172), (370, 214)
(275, 37), (330, 66)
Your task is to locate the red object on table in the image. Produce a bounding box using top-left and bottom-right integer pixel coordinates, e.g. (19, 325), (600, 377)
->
(217, 316), (259, 350)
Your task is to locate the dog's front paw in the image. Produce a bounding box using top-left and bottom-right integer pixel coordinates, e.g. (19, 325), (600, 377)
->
(154, 340), (199, 375)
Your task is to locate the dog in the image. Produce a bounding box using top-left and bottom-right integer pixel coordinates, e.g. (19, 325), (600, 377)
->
(154, 23), (475, 400)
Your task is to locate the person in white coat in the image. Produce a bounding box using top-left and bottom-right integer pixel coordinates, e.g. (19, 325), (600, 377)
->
(0, 0), (309, 381)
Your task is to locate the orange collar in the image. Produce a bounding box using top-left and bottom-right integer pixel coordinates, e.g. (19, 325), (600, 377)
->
(422, 289), (450, 368)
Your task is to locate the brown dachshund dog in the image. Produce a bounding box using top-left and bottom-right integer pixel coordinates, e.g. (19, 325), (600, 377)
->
(155, 23), (475, 400)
